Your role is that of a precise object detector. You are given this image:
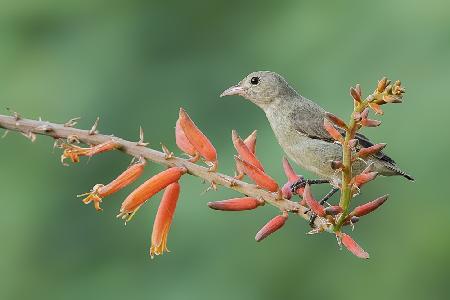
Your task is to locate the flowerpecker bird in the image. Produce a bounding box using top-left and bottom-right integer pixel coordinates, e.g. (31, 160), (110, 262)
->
(220, 71), (414, 190)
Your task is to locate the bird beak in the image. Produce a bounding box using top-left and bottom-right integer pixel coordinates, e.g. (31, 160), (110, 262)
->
(220, 85), (244, 97)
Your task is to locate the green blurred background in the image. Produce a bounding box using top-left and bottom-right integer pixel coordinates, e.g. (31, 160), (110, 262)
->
(0, 0), (448, 299)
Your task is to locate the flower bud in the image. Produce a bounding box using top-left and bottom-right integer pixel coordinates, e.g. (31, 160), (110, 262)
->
(323, 119), (344, 143)
(324, 205), (343, 216)
(303, 184), (325, 217)
(232, 130), (265, 171)
(377, 77), (388, 93)
(349, 194), (389, 217)
(255, 213), (288, 242)
(325, 112), (348, 130)
(338, 232), (369, 259)
(175, 119), (200, 162)
(361, 118), (382, 127)
(369, 102), (384, 115)
(235, 156), (279, 192)
(350, 86), (361, 103)
(357, 143), (386, 159)
(208, 197), (264, 211)
(178, 108), (217, 164)
(243, 130), (257, 153)
(351, 172), (378, 189)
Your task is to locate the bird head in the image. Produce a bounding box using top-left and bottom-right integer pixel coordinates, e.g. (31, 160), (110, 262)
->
(220, 71), (296, 110)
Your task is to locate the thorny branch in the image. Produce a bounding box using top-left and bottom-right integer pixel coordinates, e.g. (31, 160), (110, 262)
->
(0, 114), (331, 231)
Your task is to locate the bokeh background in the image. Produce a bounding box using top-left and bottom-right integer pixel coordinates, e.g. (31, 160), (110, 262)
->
(0, 0), (449, 299)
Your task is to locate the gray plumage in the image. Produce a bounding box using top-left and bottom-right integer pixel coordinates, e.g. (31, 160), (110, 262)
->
(220, 71), (413, 186)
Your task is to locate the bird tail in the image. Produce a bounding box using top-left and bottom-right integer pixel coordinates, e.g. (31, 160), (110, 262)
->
(401, 172), (415, 182)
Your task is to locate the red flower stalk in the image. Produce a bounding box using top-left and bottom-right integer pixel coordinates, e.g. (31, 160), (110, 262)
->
(323, 119), (344, 143)
(178, 108), (217, 170)
(150, 182), (180, 258)
(357, 143), (386, 159)
(61, 140), (119, 165)
(339, 232), (369, 259)
(349, 194), (389, 217)
(255, 213), (288, 242)
(175, 119), (200, 162)
(303, 184), (325, 217)
(325, 112), (348, 130)
(235, 156), (279, 192)
(232, 130), (265, 171)
(118, 167), (187, 220)
(80, 158), (146, 211)
(207, 197), (264, 211)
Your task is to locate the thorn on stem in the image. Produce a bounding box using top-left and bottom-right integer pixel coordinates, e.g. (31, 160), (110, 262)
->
(64, 117), (81, 128)
(137, 126), (149, 146)
(89, 117), (100, 135)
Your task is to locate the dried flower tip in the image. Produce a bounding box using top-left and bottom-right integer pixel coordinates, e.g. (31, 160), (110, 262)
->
(338, 232), (369, 259)
(137, 126), (149, 146)
(350, 86), (361, 103)
(377, 77), (388, 93)
(161, 143), (174, 159)
(303, 184), (325, 217)
(232, 130), (265, 171)
(207, 197), (264, 211)
(357, 143), (387, 159)
(235, 156), (279, 192)
(64, 117), (81, 127)
(119, 167), (187, 220)
(369, 102), (384, 115)
(243, 130), (258, 154)
(324, 205), (343, 216)
(255, 213), (288, 242)
(88, 117), (99, 135)
(150, 182), (180, 258)
(79, 159), (146, 211)
(350, 194), (389, 217)
(175, 119), (198, 160)
(323, 119), (344, 143)
(325, 112), (348, 130)
(178, 108), (217, 162)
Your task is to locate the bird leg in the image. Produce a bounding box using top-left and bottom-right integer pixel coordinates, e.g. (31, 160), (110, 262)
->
(290, 178), (330, 193)
(308, 187), (340, 227)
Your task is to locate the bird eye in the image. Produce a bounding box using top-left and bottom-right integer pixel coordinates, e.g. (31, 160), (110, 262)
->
(250, 76), (259, 85)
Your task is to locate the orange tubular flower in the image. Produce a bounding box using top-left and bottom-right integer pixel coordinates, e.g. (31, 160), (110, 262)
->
(175, 119), (200, 162)
(338, 232), (369, 259)
(235, 156), (279, 192)
(178, 108), (217, 170)
(232, 130), (264, 171)
(61, 140), (119, 165)
(323, 119), (344, 143)
(80, 158), (147, 211)
(150, 182), (180, 258)
(303, 184), (326, 217)
(118, 167), (187, 220)
(207, 197), (264, 211)
(255, 213), (288, 242)
(350, 171), (378, 191)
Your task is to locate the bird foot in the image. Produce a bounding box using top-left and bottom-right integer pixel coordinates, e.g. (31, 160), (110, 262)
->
(306, 187), (340, 228)
(290, 178), (330, 194)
